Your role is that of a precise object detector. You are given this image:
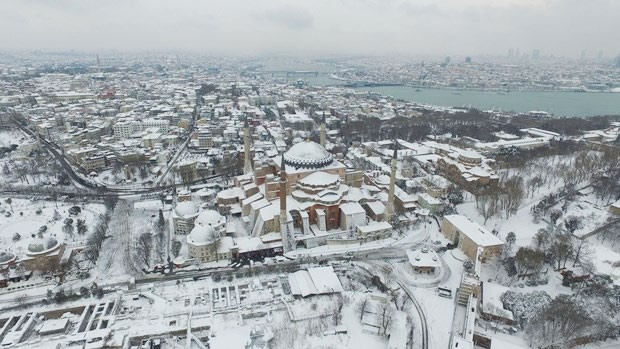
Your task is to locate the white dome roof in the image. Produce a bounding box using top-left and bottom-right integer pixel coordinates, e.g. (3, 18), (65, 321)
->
(195, 210), (225, 228)
(27, 237), (59, 254)
(375, 174), (391, 186)
(175, 201), (199, 217)
(187, 224), (217, 246)
(459, 149), (482, 159)
(283, 141), (333, 169)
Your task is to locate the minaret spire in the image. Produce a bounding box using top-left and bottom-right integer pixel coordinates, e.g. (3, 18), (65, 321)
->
(320, 111), (326, 148)
(243, 118), (252, 174)
(385, 137), (398, 224)
(279, 155), (292, 252)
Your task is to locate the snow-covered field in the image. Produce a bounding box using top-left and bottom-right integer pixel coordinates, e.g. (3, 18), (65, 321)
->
(0, 196), (105, 253)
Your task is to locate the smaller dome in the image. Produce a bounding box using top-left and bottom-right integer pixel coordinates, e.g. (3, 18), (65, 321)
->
(459, 150), (482, 160)
(0, 251), (16, 264)
(297, 171), (340, 188)
(375, 175), (391, 186)
(27, 237), (59, 254)
(175, 201), (199, 217)
(187, 224), (218, 246)
(195, 210), (225, 228)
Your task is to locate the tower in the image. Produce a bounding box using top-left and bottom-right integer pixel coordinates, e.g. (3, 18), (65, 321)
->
(320, 111), (326, 148)
(384, 139), (398, 224)
(279, 156), (292, 252)
(243, 119), (252, 174)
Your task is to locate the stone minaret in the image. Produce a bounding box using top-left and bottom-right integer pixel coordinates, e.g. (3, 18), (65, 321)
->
(385, 139), (398, 223)
(279, 156), (292, 252)
(243, 119), (252, 174)
(320, 111), (326, 148)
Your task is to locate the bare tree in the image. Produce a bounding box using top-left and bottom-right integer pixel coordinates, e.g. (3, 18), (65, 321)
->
(135, 232), (153, 268)
(357, 296), (370, 321)
(526, 295), (591, 346)
(571, 239), (592, 268)
(378, 302), (394, 336)
(332, 294), (345, 325)
(15, 293), (28, 308)
(391, 289), (408, 310)
(548, 235), (574, 270)
(209, 228), (222, 262)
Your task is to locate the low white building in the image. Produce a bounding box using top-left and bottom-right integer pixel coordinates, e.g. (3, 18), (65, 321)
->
(288, 266), (344, 297)
(407, 248), (442, 274)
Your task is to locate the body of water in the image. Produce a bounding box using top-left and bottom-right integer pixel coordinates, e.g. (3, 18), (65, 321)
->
(352, 86), (620, 117)
(258, 59), (620, 117)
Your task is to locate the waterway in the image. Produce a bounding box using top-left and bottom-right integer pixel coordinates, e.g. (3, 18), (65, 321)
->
(350, 86), (620, 117)
(258, 59), (620, 117)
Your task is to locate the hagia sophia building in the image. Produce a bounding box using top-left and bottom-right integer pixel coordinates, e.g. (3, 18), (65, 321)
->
(203, 117), (398, 258)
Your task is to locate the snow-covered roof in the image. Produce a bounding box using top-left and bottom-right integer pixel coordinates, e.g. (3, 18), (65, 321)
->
(407, 248), (442, 268)
(297, 171), (339, 188)
(282, 140), (334, 169)
(187, 224), (217, 246)
(195, 209), (226, 228)
(366, 200), (385, 215)
(443, 215), (504, 247)
(288, 266), (344, 297)
(39, 318), (70, 335)
(481, 282), (514, 321)
(174, 201), (199, 218)
(339, 202), (365, 216)
(357, 221), (392, 234)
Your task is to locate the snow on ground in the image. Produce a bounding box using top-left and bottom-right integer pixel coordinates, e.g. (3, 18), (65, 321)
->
(562, 188), (615, 238)
(586, 237), (620, 284)
(410, 287), (454, 349)
(92, 200), (141, 282)
(0, 128), (29, 148)
(0, 196), (105, 253)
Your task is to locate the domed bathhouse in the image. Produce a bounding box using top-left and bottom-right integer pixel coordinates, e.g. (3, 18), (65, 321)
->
(186, 210), (232, 262)
(172, 201), (200, 235)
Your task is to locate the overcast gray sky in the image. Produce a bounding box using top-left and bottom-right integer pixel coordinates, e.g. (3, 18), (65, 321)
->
(1, 0), (618, 58)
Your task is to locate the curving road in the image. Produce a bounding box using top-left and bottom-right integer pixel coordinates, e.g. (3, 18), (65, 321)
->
(8, 117), (239, 196)
(365, 260), (430, 349)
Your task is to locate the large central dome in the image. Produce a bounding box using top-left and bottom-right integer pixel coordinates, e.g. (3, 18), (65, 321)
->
(283, 141), (333, 169)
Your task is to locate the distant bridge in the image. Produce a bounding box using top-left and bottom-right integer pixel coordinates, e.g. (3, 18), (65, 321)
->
(261, 70), (320, 77)
(335, 82), (404, 88)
